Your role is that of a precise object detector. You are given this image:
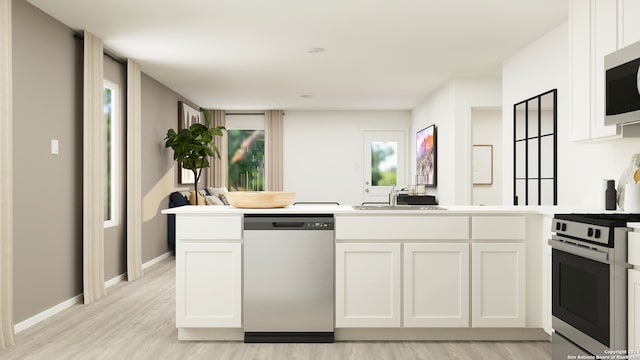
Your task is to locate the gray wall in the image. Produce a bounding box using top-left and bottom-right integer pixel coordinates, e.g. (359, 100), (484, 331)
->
(141, 73), (196, 262)
(12, 0), (190, 323)
(12, 0), (83, 322)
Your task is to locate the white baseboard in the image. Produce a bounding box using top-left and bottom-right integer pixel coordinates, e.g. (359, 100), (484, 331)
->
(14, 294), (83, 334)
(14, 252), (172, 334)
(105, 273), (126, 288)
(142, 251), (172, 270)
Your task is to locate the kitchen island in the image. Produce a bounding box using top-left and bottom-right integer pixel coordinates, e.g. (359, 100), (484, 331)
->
(162, 205), (560, 342)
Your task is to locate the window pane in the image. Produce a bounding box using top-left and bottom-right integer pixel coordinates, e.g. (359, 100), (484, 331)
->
(104, 86), (112, 221)
(228, 129), (265, 191)
(371, 141), (397, 186)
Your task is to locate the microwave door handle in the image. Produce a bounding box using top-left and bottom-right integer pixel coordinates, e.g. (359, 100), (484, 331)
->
(548, 239), (609, 264)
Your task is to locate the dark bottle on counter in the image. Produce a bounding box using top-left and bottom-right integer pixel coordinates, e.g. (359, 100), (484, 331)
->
(606, 179), (617, 210)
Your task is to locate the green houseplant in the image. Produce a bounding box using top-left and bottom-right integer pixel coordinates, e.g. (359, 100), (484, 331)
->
(165, 108), (225, 205)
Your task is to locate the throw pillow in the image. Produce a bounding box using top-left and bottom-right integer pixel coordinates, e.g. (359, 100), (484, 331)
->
(205, 195), (224, 205)
(169, 191), (189, 207)
(189, 191), (206, 206)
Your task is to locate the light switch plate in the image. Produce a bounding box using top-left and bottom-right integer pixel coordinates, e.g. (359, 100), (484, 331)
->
(51, 139), (59, 155)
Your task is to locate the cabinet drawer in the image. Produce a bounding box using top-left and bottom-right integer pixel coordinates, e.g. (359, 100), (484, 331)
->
(472, 216), (526, 241)
(176, 214), (241, 240)
(336, 216), (469, 240)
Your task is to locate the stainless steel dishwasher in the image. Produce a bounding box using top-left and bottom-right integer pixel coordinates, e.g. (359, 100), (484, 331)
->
(243, 214), (334, 343)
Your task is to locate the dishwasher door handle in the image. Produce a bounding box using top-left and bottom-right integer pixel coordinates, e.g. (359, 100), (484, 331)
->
(272, 222), (306, 228)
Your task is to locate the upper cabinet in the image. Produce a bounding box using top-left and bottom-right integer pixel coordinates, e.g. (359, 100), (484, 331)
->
(569, 0), (640, 141)
(618, 0), (640, 48)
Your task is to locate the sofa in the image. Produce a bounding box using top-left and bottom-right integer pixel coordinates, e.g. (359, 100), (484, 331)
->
(167, 187), (230, 252)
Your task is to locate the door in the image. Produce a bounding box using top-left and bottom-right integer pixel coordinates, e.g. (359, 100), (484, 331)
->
(176, 242), (242, 328)
(404, 243), (469, 327)
(552, 247), (610, 346)
(629, 269), (640, 351)
(335, 243), (401, 328)
(471, 242), (526, 327)
(363, 131), (406, 203)
(243, 221), (334, 332)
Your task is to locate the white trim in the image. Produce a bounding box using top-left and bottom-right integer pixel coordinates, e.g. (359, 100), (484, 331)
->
(103, 80), (119, 229)
(142, 251), (172, 270)
(105, 273), (126, 288)
(13, 294), (83, 334)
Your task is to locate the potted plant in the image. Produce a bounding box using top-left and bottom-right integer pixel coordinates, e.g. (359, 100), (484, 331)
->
(165, 108), (225, 205)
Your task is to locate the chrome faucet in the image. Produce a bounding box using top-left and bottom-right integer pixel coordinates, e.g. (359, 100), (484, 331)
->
(389, 186), (398, 206)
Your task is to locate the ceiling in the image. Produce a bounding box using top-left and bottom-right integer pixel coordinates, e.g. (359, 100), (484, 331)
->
(26, 0), (568, 110)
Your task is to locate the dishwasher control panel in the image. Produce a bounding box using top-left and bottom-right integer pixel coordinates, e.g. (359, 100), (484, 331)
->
(306, 222), (333, 229)
(244, 214), (334, 231)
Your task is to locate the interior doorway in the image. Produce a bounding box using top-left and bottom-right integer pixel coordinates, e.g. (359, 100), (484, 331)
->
(471, 108), (502, 205)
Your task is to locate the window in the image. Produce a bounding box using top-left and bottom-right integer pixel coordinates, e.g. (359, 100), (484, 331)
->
(226, 114), (265, 191)
(371, 141), (398, 186)
(513, 89), (557, 205)
(104, 80), (119, 227)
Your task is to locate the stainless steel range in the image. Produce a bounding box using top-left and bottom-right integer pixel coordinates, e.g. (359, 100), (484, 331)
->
(550, 213), (640, 359)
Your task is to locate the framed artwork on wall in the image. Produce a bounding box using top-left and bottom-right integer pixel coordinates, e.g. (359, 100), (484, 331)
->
(416, 124), (436, 187)
(178, 101), (202, 184)
(472, 144), (493, 185)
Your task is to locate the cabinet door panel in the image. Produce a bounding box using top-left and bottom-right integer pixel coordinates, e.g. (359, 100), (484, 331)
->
(176, 242), (242, 328)
(591, 0), (619, 138)
(619, 0), (640, 48)
(472, 243), (526, 327)
(404, 243), (469, 327)
(335, 243), (401, 328)
(629, 269), (640, 351)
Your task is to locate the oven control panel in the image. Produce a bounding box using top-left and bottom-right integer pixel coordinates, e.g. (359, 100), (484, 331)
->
(552, 219), (611, 246)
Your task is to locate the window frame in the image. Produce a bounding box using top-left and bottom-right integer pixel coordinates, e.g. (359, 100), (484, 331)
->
(103, 80), (120, 228)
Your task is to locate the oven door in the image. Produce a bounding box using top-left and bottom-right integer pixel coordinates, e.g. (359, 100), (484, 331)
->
(550, 239), (611, 352)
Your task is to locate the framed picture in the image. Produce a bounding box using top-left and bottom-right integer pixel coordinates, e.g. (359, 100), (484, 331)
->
(178, 101), (202, 184)
(473, 145), (493, 185)
(416, 124), (436, 187)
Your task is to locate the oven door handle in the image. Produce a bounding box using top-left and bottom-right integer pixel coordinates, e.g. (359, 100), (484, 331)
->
(548, 239), (610, 264)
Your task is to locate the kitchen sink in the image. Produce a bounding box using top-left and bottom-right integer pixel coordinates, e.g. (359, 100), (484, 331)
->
(352, 205), (447, 211)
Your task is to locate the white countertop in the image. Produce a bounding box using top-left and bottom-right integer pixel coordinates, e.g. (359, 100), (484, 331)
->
(161, 204), (586, 216)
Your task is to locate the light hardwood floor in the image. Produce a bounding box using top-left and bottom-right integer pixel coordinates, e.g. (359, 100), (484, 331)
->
(1, 257), (551, 359)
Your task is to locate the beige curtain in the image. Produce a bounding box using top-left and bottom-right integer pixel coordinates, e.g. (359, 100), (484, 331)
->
(83, 32), (106, 304)
(265, 110), (284, 191)
(0, 0), (14, 349)
(207, 110), (227, 188)
(126, 60), (143, 281)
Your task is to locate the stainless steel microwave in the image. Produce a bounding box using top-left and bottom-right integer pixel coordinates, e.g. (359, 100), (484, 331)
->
(605, 41), (640, 126)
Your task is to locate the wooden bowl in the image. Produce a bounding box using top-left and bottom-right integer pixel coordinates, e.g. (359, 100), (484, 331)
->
(225, 191), (295, 208)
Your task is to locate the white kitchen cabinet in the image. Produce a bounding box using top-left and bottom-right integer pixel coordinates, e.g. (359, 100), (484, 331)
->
(403, 243), (469, 327)
(629, 269), (640, 351)
(176, 241), (242, 328)
(335, 243), (401, 328)
(471, 243), (526, 327)
(569, 0), (619, 141)
(618, 0), (640, 48)
(541, 215), (553, 335)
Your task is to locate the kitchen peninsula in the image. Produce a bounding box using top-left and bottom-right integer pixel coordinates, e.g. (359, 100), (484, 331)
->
(162, 205), (553, 342)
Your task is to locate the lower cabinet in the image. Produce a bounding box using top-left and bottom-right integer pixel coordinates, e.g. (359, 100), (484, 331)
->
(629, 268), (640, 350)
(471, 242), (526, 327)
(176, 241), (242, 328)
(335, 243), (401, 327)
(403, 243), (469, 327)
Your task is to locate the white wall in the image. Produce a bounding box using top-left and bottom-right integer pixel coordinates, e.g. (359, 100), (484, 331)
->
(502, 21), (640, 208)
(411, 78), (501, 205)
(283, 110), (411, 206)
(472, 108), (502, 205)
